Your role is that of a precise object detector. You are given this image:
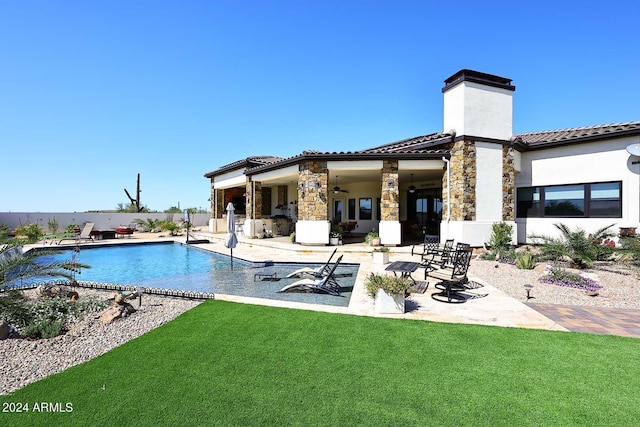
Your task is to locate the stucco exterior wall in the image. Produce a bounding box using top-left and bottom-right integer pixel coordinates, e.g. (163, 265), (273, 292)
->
(475, 141), (503, 221)
(515, 136), (640, 242)
(443, 81), (513, 140)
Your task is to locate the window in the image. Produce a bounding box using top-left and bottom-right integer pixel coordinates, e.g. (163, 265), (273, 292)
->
(348, 199), (356, 220)
(359, 198), (372, 220)
(333, 199), (343, 222)
(517, 182), (621, 218)
(544, 185), (584, 216)
(589, 182), (622, 218)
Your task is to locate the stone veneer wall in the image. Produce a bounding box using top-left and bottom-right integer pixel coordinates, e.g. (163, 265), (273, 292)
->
(245, 181), (262, 220)
(448, 140), (477, 221)
(298, 160), (328, 220)
(380, 160), (399, 221)
(502, 145), (515, 221)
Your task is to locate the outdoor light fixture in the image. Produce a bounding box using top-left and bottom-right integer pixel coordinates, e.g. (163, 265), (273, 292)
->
(408, 173), (416, 193)
(388, 180), (395, 189)
(524, 284), (535, 301)
(333, 176), (342, 193)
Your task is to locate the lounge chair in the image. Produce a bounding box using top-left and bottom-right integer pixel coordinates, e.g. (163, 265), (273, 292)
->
(57, 223), (96, 244)
(279, 255), (343, 296)
(286, 248), (337, 278)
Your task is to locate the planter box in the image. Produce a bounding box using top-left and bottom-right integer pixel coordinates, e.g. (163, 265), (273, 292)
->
(374, 288), (405, 314)
(329, 237), (340, 246)
(372, 251), (389, 265)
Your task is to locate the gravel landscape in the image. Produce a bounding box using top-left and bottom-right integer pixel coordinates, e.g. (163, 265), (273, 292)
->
(1, 258), (639, 396)
(0, 289), (202, 396)
(469, 259), (640, 309)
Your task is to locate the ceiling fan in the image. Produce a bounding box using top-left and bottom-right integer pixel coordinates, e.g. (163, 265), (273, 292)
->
(333, 176), (349, 193)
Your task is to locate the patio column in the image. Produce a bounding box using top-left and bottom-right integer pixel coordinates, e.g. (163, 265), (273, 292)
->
(244, 179), (263, 238)
(379, 159), (401, 245)
(440, 139), (516, 246)
(295, 160), (330, 245)
(502, 145), (516, 221)
(209, 186), (226, 233)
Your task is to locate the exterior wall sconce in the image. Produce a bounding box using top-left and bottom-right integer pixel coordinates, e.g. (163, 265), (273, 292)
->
(408, 173), (416, 193)
(387, 180), (395, 189)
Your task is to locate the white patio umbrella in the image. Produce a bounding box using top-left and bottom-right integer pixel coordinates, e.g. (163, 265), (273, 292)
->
(224, 202), (238, 270)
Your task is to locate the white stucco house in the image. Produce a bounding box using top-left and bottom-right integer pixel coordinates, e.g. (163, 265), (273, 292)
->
(205, 69), (640, 247)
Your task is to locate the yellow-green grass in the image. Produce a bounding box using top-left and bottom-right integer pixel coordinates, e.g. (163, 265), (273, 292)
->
(2, 300), (640, 426)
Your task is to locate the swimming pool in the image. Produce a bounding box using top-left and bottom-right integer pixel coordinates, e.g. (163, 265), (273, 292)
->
(38, 242), (357, 307)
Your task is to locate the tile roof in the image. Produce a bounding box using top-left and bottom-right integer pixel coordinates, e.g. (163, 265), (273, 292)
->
(514, 121), (640, 147)
(204, 155), (283, 177)
(206, 122), (640, 178)
(358, 132), (452, 154)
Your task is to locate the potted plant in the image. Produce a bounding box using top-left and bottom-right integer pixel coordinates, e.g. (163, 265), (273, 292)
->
(364, 273), (412, 314)
(365, 231), (381, 246)
(329, 224), (343, 246)
(372, 247), (390, 265)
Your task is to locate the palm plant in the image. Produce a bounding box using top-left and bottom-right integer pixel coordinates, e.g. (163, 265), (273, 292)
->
(0, 238), (89, 289)
(133, 218), (161, 232)
(528, 223), (615, 269)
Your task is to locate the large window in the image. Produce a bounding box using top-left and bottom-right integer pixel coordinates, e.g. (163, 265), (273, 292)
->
(359, 198), (372, 220)
(517, 181), (621, 218)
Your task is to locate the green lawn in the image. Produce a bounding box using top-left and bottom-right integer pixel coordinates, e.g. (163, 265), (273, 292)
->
(2, 300), (640, 426)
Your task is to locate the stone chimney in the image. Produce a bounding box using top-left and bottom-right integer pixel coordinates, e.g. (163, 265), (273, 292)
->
(442, 69), (515, 141)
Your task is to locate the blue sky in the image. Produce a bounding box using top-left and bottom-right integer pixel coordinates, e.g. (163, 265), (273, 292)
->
(1, 1), (638, 212)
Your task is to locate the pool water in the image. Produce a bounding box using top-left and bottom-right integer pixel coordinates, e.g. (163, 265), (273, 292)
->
(40, 242), (357, 307)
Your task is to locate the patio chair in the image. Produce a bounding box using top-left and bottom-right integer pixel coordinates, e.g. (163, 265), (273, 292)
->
(424, 244), (473, 303)
(413, 237), (454, 268)
(279, 255), (343, 296)
(57, 223), (96, 244)
(286, 248), (337, 278)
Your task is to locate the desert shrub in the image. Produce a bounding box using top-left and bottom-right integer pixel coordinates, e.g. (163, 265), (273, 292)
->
(0, 290), (30, 328)
(14, 223), (44, 243)
(159, 220), (179, 235)
(483, 222), (514, 262)
(133, 218), (161, 232)
(364, 273), (413, 298)
(488, 222), (513, 251)
(1, 293), (108, 339)
(619, 236), (640, 264)
(22, 320), (64, 339)
(515, 251), (536, 270)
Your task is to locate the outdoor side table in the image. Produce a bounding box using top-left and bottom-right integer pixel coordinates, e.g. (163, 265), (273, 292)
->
(385, 261), (420, 285)
(254, 270), (277, 281)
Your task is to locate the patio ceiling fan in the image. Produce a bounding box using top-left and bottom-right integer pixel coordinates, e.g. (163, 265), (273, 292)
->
(333, 176), (349, 193)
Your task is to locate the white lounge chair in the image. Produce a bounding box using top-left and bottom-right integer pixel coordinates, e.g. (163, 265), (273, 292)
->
(286, 248), (337, 279)
(57, 223), (96, 244)
(279, 255), (343, 296)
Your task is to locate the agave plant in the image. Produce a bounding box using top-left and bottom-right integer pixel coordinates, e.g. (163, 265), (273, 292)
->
(528, 223), (615, 269)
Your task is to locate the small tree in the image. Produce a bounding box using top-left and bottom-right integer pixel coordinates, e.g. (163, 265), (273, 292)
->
(47, 217), (59, 234)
